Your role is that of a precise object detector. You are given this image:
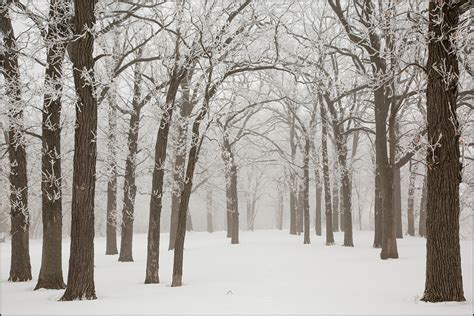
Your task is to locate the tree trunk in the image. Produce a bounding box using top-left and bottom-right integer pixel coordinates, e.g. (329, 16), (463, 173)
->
(105, 28), (121, 257)
(0, 5), (32, 282)
(169, 73), (194, 249)
(393, 166), (402, 238)
(406, 160), (417, 237)
(206, 190), (213, 233)
(61, 0), (98, 300)
(315, 168), (322, 236)
(303, 138), (310, 244)
(119, 62), (142, 262)
(230, 164), (239, 244)
(332, 169), (339, 232)
(35, 0), (68, 289)
(289, 115), (297, 235)
(419, 176), (427, 237)
(145, 73), (182, 284)
(277, 188), (284, 230)
(373, 167), (383, 248)
(373, 84), (398, 260)
(297, 186), (304, 235)
(320, 98), (334, 245)
(421, 1), (465, 302)
(186, 210), (193, 232)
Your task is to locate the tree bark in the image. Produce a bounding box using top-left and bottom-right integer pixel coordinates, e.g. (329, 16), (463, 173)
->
(418, 176), (427, 237)
(373, 166), (383, 248)
(119, 62), (143, 262)
(289, 114), (297, 235)
(169, 72), (194, 249)
(206, 190), (213, 233)
(314, 168), (322, 236)
(145, 73), (182, 284)
(61, 0), (98, 300)
(320, 98), (334, 245)
(406, 160), (417, 237)
(421, 1), (465, 302)
(303, 137), (310, 244)
(35, 0), (69, 289)
(0, 3), (32, 283)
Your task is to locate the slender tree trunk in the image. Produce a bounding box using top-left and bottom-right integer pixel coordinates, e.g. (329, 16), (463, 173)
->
(315, 168), (322, 236)
(0, 5), (32, 282)
(145, 74), (182, 284)
(421, 1), (465, 302)
(390, 120), (403, 239)
(320, 98), (334, 245)
(169, 72), (194, 249)
(407, 160), (417, 236)
(61, 0), (98, 300)
(35, 0), (68, 289)
(373, 166), (383, 248)
(186, 210), (193, 232)
(303, 138), (310, 244)
(289, 116), (297, 235)
(230, 164), (239, 244)
(332, 168), (339, 232)
(419, 176), (427, 237)
(277, 189), (284, 230)
(206, 190), (213, 233)
(119, 62), (142, 262)
(105, 28), (120, 256)
(297, 186), (304, 235)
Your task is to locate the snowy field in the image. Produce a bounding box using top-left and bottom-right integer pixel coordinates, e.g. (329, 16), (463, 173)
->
(1, 230), (472, 315)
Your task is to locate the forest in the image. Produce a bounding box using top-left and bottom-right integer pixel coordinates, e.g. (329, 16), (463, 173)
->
(0, 0), (472, 314)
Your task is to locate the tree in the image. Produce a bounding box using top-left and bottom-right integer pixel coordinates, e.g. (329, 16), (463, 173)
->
(0, 1), (32, 282)
(61, 0), (98, 301)
(421, 0), (466, 303)
(35, 0), (70, 290)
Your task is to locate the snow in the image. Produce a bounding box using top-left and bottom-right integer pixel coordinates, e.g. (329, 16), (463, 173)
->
(1, 230), (473, 315)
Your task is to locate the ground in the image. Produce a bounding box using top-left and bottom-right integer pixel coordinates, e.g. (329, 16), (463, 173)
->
(1, 230), (472, 315)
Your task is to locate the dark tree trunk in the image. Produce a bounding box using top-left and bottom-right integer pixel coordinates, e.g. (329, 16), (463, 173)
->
(172, 92), (211, 287)
(320, 98), (334, 245)
(61, 0), (98, 301)
(145, 73), (182, 284)
(206, 190), (213, 233)
(297, 187), (304, 235)
(332, 171), (339, 232)
(315, 168), (322, 236)
(303, 138), (310, 244)
(421, 1), (465, 302)
(373, 167), (383, 248)
(393, 166), (403, 238)
(230, 164), (239, 244)
(119, 62), (143, 262)
(169, 72), (194, 249)
(0, 4), (32, 283)
(406, 160), (416, 237)
(390, 119), (403, 239)
(35, 0), (68, 290)
(419, 176), (427, 237)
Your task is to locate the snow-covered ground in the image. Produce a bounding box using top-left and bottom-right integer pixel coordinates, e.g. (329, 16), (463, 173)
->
(1, 230), (472, 315)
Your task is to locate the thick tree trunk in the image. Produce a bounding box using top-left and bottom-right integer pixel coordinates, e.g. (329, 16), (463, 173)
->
(406, 160), (417, 237)
(320, 99), (334, 245)
(145, 74), (182, 284)
(61, 0), (98, 300)
(119, 64), (142, 262)
(0, 5), (32, 282)
(375, 86), (398, 260)
(421, 1), (465, 302)
(35, 0), (68, 289)
(419, 176), (427, 237)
